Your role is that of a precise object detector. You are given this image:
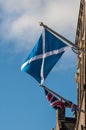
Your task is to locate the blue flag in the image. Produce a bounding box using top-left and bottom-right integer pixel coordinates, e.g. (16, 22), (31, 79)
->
(21, 29), (68, 84)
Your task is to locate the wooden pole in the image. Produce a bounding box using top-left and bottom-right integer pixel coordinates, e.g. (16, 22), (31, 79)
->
(39, 22), (86, 54)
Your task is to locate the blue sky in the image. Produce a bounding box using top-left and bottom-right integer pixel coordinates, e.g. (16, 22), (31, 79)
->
(0, 0), (80, 130)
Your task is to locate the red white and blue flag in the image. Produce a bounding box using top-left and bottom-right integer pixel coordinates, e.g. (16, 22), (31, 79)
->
(44, 89), (65, 109)
(44, 88), (79, 111)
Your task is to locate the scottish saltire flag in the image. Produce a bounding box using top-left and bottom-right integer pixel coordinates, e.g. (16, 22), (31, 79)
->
(21, 29), (68, 84)
(44, 89), (65, 109)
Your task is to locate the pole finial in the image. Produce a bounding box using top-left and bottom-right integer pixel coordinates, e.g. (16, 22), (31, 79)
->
(39, 22), (44, 26)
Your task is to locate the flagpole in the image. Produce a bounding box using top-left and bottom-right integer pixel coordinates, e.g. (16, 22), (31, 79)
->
(40, 84), (69, 102)
(39, 22), (86, 54)
(39, 84), (86, 114)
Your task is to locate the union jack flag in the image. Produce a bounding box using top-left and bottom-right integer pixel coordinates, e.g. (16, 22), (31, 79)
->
(64, 101), (79, 111)
(44, 89), (65, 109)
(71, 103), (79, 112)
(44, 88), (80, 111)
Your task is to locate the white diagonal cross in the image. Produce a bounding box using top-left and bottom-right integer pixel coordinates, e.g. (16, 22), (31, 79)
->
(21, 29), (68, 84)
(21, 47), (68, 71)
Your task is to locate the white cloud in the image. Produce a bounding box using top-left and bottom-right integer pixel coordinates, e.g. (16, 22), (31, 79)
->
(0, 0), (80, 52)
